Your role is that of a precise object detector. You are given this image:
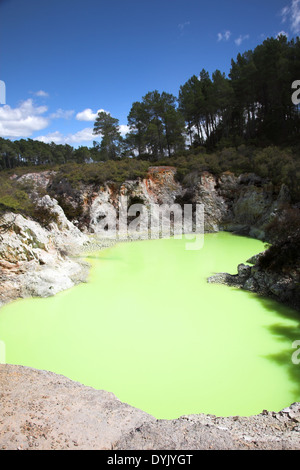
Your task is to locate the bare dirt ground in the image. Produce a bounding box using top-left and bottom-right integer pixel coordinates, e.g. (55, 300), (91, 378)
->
(0, 364), (300, 450)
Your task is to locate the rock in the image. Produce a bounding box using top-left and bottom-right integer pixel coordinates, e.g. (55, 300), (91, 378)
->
(208, 264), (251, 288)
(233, 186), (274, 226)
(249, 227), (265, 240)
(244, 277), (257, 291)
(89, 167), (184, 235)
(43, 168), (292, 244)
(0, 213), (49, 263)
(89, 184), (117, 235)
(246, 252), (266, 264)
(209, 256), (299, 311)
(0, 197), (90, 306)
(222, 223), (249, 234)
(193, 172), (229, 232)
(237, 263), (252, 280)
(207, 272), (231, 285)
(20, 259), (89, 298)
(14, 170), (56, 190)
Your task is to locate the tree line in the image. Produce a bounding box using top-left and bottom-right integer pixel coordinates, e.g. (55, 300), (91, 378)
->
(1, 35), (300, 170)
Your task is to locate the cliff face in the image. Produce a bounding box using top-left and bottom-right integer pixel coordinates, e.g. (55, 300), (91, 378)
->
(45, 166), (291, 238)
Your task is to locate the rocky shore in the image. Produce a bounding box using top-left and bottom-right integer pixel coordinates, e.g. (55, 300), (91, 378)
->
(208, 257), (300, 312)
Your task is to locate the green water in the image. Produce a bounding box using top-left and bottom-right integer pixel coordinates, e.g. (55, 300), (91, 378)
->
(0, 232), (300, 419)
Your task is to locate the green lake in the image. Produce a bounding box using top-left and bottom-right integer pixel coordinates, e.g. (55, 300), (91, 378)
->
(0, 232), (300, 419)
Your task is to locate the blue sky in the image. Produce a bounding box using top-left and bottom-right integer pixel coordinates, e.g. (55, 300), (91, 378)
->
(0, 0), (299, 148)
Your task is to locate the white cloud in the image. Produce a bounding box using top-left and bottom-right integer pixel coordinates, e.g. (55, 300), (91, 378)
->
(281, 0), (300, 33)
(68, 128), (99, 143)
(34, 131), (65, 144)
(281, 6), (289, 22)
(50, 108), (75, 119)
(34, 90), (49, 97)
(0, 98), (127, 143)
(0, 99), (49, 138)
(276, 30), (289, 38)
(36, 123), (130, 145)
(119, 124), (130, 136)
(235, 34), (250, 46)
(75, 108), (109, 122)
(35, 127), (97, 145)
(217, 30), (231, 42)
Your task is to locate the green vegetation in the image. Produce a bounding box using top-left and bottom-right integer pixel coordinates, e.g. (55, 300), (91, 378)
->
(93, 112), (123, 161)
(0, 174), (34, 214)
(0, 159), (151, 218)
(127, 90), (186, 159)
(49, 159), (151, 188)
(0, 172), (59, 227)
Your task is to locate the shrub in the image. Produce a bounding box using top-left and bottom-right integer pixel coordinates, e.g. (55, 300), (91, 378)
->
(32, 205), (60, 227)
(258, 207), (300, 272)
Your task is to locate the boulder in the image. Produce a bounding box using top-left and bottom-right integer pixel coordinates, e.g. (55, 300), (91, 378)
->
(0, 197), (90, 306)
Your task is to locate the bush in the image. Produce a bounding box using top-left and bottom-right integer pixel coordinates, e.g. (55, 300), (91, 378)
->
(0, 176), (34, 215)
(258, 230), (300, 272)
(32, 205), (60, 227)
(264, 206), (300, 243)
(258, 207), (300, 272)
(50, 159), (151, 189)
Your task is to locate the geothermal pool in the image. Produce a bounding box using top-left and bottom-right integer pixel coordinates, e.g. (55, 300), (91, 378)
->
(0, 232), (299, 419)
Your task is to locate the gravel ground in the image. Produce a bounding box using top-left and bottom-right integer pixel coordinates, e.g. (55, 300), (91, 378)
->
(0, 364), (299, 450)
